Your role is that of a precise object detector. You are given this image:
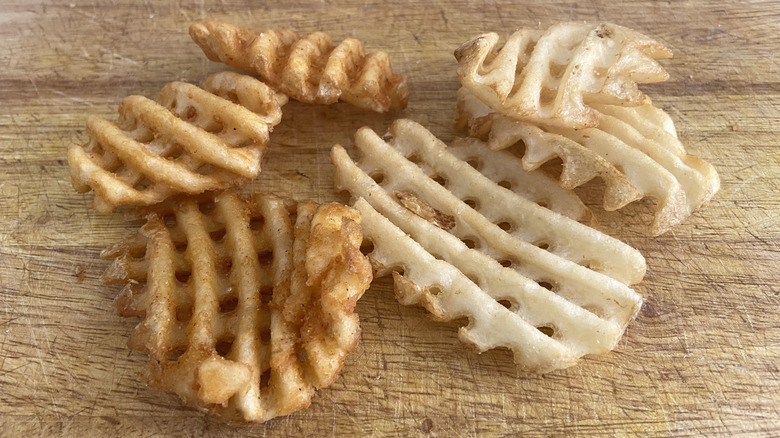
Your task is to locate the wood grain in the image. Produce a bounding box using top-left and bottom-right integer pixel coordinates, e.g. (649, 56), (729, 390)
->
(1, 0), (779, 436)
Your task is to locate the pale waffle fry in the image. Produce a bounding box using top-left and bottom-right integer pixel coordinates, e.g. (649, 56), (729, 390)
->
(189, 21), (408, 113)
(447, 136), (592, 224)
(455, 22), (672, 129)
(331, 119), (644, 373)
(101, 190), (372, 423)
(456, 87), (720, 235)
(67, 71), (288, 213)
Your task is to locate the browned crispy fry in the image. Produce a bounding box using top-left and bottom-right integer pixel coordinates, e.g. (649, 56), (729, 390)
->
(102, 190), (372, 423)
(67, 71), (287, 213)
(190, 21), (408, 113)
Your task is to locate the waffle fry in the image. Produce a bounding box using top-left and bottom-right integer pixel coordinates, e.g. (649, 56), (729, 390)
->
(447, 136), (592, 224)
(455, 22), (672, 129)
(456, 87), (720, 235)
(68, 72), (287, 213)
(189, 21), (408, 113)
(331, 119), (644, 373)
(101, 191), (372, 423)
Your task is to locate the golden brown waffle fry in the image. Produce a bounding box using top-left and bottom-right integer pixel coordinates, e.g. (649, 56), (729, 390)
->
(101, 190), (372, 423)
(331, 119), (644, 373)
(456, 87), (720, 235)
(455, 22), (672, 129)
(189, 21), (408, 113)
(67, 71), (287, 213)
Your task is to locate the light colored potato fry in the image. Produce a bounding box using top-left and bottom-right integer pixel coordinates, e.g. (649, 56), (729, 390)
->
(456, 87), (720, 235)
(331, 119), (645, 373)
(455, 22), (672, 129)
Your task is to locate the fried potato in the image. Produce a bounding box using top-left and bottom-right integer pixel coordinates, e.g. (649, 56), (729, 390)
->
(68, 72), (287, 213)
(456, 87), (720, 235)
(455, 22), (672, 129)
(331, 119), (644, 373)
(189, 21), (408, 113)
(102, 191), (372, 423)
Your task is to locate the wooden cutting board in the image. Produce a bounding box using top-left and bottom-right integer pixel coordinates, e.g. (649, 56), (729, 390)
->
(1, 0), (778, 436)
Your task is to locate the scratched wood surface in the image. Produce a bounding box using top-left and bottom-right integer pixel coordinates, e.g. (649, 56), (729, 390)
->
(1, 0), (779, 436)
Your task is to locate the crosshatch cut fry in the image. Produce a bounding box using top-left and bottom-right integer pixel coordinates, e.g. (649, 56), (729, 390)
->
(67, 71), (287, 213)
(331, 119), (645, 373)
(456, 87), (720, 235)
(101, 190), (372, 423)
(190, 21), (408, 113)
(455, 22), (673, 129)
